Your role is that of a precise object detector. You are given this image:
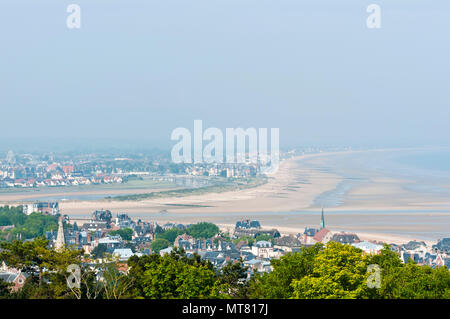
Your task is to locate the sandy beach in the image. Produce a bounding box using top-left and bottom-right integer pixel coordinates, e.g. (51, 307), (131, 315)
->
(4, 149), (450, 244)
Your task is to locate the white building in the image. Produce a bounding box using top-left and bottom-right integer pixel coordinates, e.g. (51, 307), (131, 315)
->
(352, 241), (383, 254)
(113, 248), (141, 261)
(251, 241), (282, 259)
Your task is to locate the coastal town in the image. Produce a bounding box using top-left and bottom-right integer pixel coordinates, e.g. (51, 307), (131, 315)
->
(0, 149), (293, 189)
(1, 201), (448, 293)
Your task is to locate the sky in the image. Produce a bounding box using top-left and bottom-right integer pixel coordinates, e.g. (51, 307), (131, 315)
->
(0, 0), (449, 150)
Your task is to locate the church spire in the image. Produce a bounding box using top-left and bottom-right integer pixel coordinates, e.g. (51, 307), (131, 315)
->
(320, 207), (325, 229)
(55, 215), (65, 251)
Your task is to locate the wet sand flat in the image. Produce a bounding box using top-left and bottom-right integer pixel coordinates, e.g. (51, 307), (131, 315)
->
(6, 149), (450, 243)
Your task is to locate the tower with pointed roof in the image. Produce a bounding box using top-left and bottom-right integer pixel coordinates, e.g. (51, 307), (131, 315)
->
(320, 207), (325, 229)
(55, 216), (65, 251)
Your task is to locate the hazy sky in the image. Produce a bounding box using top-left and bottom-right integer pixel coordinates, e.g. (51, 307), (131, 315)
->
(0, 1), (449, 149)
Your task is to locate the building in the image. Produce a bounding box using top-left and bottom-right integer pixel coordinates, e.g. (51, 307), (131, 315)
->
(23, 202), (59, 216)
(95, 236), (123, 253)
(273, 235), (302, 252)
(0, 272), (27, 292)
(113, 248), (139, 261)
(251, 241), (279, 259)
(243, 259), (272, 274)
(433, 238), (450, 254)
(330, 232), (360, 244)
(313, 228), (332, 243)
(320, 207), (325, 229)
(174, 233), (195, 248)
(55, 216), (65, 251)
(235, 219), (261, 230)
(234, 228), (280, 239)
(159, 247), (174, 256)
(352, 241), (383, 254)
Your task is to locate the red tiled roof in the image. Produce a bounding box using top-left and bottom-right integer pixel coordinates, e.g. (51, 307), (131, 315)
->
(313, 228), (330, 242)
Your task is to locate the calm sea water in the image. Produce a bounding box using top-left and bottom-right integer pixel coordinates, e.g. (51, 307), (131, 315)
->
(309, 148), (450, 208)
(395, 149), (450, 173)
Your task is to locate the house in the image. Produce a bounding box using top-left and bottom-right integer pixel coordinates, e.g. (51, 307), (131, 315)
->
(94, 236), (123, 253)
(273, 235), (302, 252)
(313, 228), (332, 244)
(352, 241), (383, 254)
(402, 241), (428, 260)
(251, 241), (283, 259)
(330, 232), (360, 244)
(243, 259), (272, 273)
(112, 248), (139, 261)
(174, 234), (195, 248)
(0, 264), (28, 292)
(401, 251), (421, 264)
(235, 219), (261, 230)
(303, 227), (319, 237)
(159, 247), (174, 256)
(435, 253), (450, 268)
(433, 238), (450, 254)
(22, 202), (59, 215)
(83, 221), (108, 232)
(234, 228), (280, 239)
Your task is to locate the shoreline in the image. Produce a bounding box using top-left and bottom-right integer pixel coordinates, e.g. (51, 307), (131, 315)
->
(3, 148), (450, 244)
(215, 223), (432, 246)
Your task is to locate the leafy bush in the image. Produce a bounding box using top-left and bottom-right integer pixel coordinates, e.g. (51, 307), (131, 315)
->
(186, 222), (219, 239)
(109, 228), (133, 241)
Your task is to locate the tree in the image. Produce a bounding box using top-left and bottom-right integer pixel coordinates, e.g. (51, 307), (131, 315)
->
(186, 222), (219, 239)
(364, 245), (450, 299)
(0, 206), (57, 241)
(151, 238), (170, 254)
(291, 242), (370, 299)
(247, 243), (322, 298)
(0, 238), (83, 299)
(233, 236), (254, 247)
(378, 260), (450, 299)
(0, 279), (12, 299)
(254, 234), (274, 244)
(109, 228), (133, 241)
(157, 228), (183, 244)
(101, 260), (134, 299)
(125, 249), (234, 299)
(91, 244), (108, 259)
(216, 261), (248, 298)
(138, 249), (219, 299)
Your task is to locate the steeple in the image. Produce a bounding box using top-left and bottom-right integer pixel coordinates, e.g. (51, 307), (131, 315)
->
(55, 215), (65, 251)
(320, 207), (325, 229)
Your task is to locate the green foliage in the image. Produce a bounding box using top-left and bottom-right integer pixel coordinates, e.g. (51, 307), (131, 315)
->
(1, 236), (449, 299)
(248, 242), (450, 299)
(91, 244), (108, 259)
(151, 238), (170, 254)
(126, 249), (230, 299)
(0, 206), (58, 241)
(247, 243), (322, 298)
(0, 206), (25, 226)
(291, 242), (370, 299)
(156, 228), (183, 244)
(233, 236), (254, 247)
(101, 261), (134, 299)
(216, 261), (248, 298)
(0, 238), (84, 299)
(186, 222), (219, 239)
(379, 262), (450, 299)
(155, 222), (220, 245)
(254, 234), (274, 243)
(367, 247), (450, 299)
(109, 228), (133, 241)
(0, 279), (12, 299)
